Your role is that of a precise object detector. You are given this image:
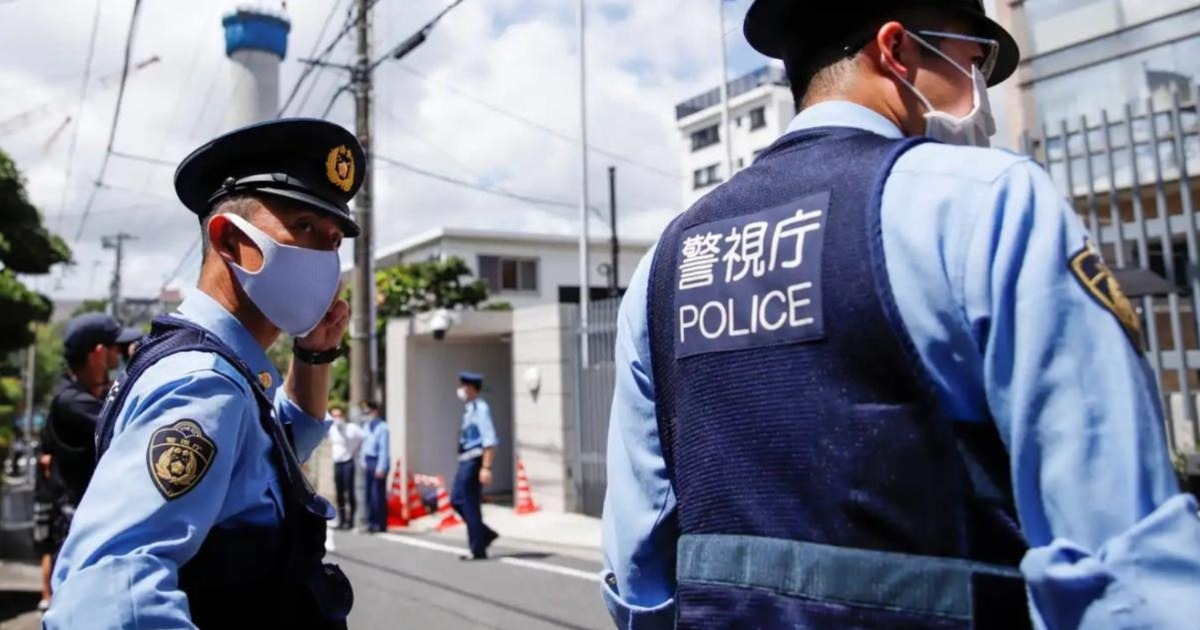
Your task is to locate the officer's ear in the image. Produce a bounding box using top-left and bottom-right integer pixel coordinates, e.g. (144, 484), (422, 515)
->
(875, 21), (912, 80)
(208, 213), (261, 270)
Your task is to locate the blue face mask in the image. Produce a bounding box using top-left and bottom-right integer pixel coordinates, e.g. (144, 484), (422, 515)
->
(222, 213), (342, 337)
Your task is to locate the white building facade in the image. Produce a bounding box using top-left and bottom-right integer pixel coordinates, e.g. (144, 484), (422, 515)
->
(676, 65), (795, 209)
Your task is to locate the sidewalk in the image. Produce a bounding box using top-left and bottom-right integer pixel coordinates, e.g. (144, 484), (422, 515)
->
(0, 560), (41, 630)
(399, 505), (603, 563)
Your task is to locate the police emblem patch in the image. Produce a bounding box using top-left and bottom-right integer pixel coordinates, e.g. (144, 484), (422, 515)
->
(147, 420), (217, 500)
(325, 145), (355, 192)
(1069, 242), (1143, 349)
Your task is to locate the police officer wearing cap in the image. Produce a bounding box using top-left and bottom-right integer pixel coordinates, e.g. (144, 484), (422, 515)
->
(452, 371), (500, 560)
(35, 313), (140, 610)
(601, 2), (1200, 628)
(45, 119), (362, 629)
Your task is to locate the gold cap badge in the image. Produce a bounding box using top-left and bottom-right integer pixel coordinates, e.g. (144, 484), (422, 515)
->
(258, 372), (273, 389)
(326, 145), (355, 192)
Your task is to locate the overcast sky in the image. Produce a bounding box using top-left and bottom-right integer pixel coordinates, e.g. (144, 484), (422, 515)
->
(0, 0), (773, 301)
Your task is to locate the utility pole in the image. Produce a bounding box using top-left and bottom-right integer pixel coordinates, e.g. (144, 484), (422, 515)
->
(718, 0), (734, 180)
(102, 232), (136, 323)
(577, 0), (591, 368)
(349, 0), (375, 414)
(608, 166), (619, 297)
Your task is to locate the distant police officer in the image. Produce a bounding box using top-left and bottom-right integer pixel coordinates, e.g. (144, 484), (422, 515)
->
(35, 313), (139, 610)
(45, 119), (361, 629)
(452, 371), (499, 560)
(601, 2), (1200, 629)
(359, 401), (390, 533)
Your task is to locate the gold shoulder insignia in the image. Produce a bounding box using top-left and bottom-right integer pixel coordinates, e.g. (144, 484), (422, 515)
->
(1069, 242), (1143, 349)
(147, 420), (217, 500)
(326, 145), (355, 192)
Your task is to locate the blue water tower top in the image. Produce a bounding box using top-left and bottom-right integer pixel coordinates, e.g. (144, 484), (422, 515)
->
(222, 8), (290, 59)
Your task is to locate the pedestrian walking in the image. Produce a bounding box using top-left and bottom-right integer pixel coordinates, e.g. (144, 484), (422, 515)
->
(451, 371), (499, 560)
(329, 405), (364, 529)
(45, 119), (361, 629)
(601, 2), (1200, 628)
(360, 401), (391, 533)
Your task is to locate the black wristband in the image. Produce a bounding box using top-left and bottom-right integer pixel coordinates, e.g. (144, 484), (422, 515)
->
(292, 340), (342, 365)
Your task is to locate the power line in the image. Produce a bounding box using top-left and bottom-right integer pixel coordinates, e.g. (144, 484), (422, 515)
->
(74, 0), (144, 242)
(278, 0), (374, 118)
(56, 0), (103, 232)
(278, 0), (346, 117)
(390, 62), (681, 181)
(110, 149), (175, 167)
(161, 235), (201, 292)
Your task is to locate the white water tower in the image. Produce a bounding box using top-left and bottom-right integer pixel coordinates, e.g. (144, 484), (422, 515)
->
(221, 6), (291, 129)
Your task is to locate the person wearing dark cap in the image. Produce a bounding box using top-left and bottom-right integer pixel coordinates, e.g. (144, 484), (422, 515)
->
(33, 312), (139, 612)
(451, 371), (499, 560)
(601, 1), (1200, 629)
(45, 119), (359, 630)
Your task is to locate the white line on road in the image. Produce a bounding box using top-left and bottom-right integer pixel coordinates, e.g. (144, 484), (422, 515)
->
(377, 533), (601, 583)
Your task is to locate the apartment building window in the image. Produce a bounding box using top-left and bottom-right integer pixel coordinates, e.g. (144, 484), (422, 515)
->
(749, 106), (767, 130)
(690, 125), (720, 151)
(478, 255), (539, 293)
(693, 164), (722, 189)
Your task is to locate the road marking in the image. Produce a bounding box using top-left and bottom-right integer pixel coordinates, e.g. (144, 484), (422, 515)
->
(378, 533), (601, 583)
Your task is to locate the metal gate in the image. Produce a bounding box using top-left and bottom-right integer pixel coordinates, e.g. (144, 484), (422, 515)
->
(1025, 90), (1200, 464)
(572, 298), (621, 517)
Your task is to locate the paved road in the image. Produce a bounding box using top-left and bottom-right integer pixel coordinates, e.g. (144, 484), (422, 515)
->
(332, 529), (611, 630)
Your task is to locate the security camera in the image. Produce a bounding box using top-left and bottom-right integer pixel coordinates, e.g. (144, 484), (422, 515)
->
(430, 308), (451, 341)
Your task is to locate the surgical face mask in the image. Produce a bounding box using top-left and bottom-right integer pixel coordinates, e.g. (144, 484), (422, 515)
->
(456, 386), (468, 402)
(221, 213), (342, 337)
(886, 31), (997, 148)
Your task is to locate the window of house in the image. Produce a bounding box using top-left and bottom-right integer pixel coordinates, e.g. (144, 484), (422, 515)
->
(690, 125), (720, 152)
(749, 107), (767, 130)
(478, 255), (539, 292)
(692, 164), (722, 190)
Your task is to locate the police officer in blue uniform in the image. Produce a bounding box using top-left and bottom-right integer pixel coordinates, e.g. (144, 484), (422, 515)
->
(452, 371), (500, 560)
(359, 400), (391, 533)
(601, 1), (1200, 628)
(45, 119), (361, 629)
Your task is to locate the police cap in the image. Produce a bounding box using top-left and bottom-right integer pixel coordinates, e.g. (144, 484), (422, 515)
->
(744, 0), (1019, 86)
(459, 371), (484, 388)
(174, 119), (364, 237)
(63, 313), (141, 359)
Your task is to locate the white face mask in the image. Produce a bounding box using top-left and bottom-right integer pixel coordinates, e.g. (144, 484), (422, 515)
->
(456, 386), (468, 402)
(886, 31), (997, 148)
(221, 213), (342, 337)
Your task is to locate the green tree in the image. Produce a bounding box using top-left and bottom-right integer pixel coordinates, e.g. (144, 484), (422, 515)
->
(375, 256), (488, 319)
(0, 148), (71, 354)
(70, 298), (109, 318)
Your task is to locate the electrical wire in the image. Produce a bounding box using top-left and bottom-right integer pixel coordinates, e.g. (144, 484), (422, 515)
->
(55, 0), (103, 231)
(278, 0), (376, 117)
(74, 0), (144, 242)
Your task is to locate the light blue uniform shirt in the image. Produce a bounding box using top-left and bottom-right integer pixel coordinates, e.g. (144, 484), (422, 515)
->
(459, 398), (498, 458)
(45, 289), (331, 630)
(601, 101), (1200, 630)
(360, 417), (391, 474)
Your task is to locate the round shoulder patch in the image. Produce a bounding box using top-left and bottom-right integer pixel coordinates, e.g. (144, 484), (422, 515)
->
(1069, 242), (1143, 350)
(147, 419), (218, 500)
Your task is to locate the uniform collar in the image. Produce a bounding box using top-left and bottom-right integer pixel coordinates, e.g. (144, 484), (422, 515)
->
(176, 288), (282, 394)
(786, 101), (905, 140)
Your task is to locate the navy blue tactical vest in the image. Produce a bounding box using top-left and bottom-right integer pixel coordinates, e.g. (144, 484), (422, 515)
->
(647, 128), (1030, 629)
(95, 315), (352, 629)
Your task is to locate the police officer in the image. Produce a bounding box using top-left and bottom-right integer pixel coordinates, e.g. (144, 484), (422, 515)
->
(601, 2), (1200, 628)
(45, 119), (360, 629)
(451, 371), (499, 560)
(35, 313), (139, 610)
(359, 401), (391, 533)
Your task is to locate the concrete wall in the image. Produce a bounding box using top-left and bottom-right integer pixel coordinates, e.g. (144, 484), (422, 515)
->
(511, 303), (579, 513)
(386, 312), (516, 498)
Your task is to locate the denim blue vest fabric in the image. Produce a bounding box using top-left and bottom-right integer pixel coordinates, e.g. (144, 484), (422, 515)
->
(94, 316), (351, 628)
(647, 128), (1028, 629)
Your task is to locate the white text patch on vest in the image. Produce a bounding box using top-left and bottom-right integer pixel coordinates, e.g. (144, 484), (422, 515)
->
(673, 192), (828, 358)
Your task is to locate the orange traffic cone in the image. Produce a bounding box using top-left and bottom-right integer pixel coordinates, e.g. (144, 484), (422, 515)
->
(434, 476), (462, 532)
(407, 473), (428, 519)
(515, 460), (540, 515)
(386, 460), (408, 529)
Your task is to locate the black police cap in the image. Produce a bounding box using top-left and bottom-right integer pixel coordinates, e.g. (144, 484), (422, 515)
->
(744, 0), (1019, 87)
(174, 119), (364, 237)
(63, 313), (139, 359)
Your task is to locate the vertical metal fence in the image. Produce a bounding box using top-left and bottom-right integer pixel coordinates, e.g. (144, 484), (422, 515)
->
(572, 298), (621, 517)
(1024, 88), (1200, 458)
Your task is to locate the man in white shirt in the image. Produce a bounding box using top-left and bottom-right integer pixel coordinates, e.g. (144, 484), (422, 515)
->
(328, 406), (364, 529)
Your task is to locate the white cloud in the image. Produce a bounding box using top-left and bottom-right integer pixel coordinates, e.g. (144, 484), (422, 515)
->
(0, 0), (762, 300)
